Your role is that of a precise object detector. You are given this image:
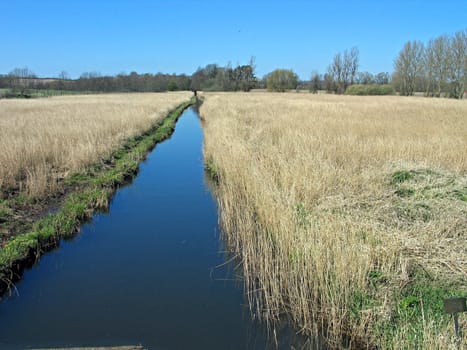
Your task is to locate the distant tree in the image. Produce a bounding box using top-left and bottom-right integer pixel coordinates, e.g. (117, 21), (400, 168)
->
(189, 64), (219, 91)
(80, 71), (101, 79)
(327, 53), (343, 93)
(56, 71), (70, 92)
(345, 47), (359, 86)
(246, 56), (257, 90)
(190, 60), (256, 91)
(233, 65), (256, 91)
(128, 71), (140, 91)
(393, 41), (425, 96)
(310, 71), (321, 93)
(424, 35), (449, 97)
(447, 30), (466, 99)
(0, 74), (9, 89)
(327, 47), (359, 93)
(0, 68), (193, 93)
(392, 29), (466, 99)
(190, 67), (206, 91)
(58, 71), (69, 80)
(167, 80), (178, 91)
(266, 69), (298, 92)
(215, 64), (234, 91)
(8, 67), (36, 95)
(374, 72), (390, 85)
(356, 71), (374, 85)
(323, 73), (335, 93)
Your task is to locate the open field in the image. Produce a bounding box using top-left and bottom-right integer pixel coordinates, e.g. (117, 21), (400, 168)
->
(200, 92), (467, 348)
(0, 92), (191, 198)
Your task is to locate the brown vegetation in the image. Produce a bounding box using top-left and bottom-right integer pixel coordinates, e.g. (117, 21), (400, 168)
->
(201, 92), (467, 348)
(0, 92), (191, 198)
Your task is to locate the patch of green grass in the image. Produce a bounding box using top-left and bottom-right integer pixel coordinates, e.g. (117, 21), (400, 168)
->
(0, 204), (12, 223)
(394, 187), (415, 197)
(451, 188), (467, 202)
(14, 193), (34, 205)
(0, 98), (195, 290)
(374, 268), (466, 348)
(205, 157), (220, 182)
(391, 170), (416, 185)
(350, 289), (379, 320)
(295, 202), (310, 228)
(398, 270), (465, 321)
(64, 172), (93, 186)
(368, 269), (387, 287)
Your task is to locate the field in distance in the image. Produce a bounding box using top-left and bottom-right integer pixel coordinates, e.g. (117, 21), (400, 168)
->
(0, 92), (192, 198)
(200, 92), (467, 349)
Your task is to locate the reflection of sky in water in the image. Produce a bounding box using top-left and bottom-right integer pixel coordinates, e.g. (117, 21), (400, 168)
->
(0, 108), (314, 350)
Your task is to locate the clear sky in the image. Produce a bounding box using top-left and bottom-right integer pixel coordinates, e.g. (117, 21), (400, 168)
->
(1, 0), (466, 79)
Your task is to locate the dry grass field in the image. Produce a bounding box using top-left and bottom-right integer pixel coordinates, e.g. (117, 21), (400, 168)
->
(200, 92), (467, 348)
(0, 92), (191, 198)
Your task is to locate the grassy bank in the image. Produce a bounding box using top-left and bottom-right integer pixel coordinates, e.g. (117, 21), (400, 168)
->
(200, 93), (466, 349)
(0, 97), (195, 296)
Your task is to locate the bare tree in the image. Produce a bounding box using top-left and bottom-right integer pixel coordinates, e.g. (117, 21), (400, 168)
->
(323, 73), (334, 93)
(8, 67), (36, 96)
(345, 47), (359, 86)
(328, 52), (343, 93)
(393, 41), (425, 96)
(425, 35), (449, 97)
(58, 71), (69, 80)
(248, 56), (257, 82)
(357, 71), (374, 84)
(375, 72), (390, 84)
(327, 47), (359, 93)
(310, 71), (321, 93)
(57, 71), (70, 92)
(447, 30), (466, 99)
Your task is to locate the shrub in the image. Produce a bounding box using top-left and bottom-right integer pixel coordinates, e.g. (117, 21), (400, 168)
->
(345, 84), (394, 95)
(266, 69), (298, 92)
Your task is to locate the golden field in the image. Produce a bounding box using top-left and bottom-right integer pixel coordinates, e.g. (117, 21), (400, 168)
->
(0, 92), (191, 197)
(200, 92), (467, 348)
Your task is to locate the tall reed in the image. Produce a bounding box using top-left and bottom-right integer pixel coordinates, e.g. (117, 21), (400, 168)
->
(201, 92), (467, 348)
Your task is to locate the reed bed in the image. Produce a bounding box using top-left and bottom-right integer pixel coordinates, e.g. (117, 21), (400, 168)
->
(200, 92), (467, 348)
(0, 92), (191, 198)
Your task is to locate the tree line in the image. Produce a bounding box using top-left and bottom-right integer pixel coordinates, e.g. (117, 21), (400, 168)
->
(0, 70), (192, 96)
(276, 28), (465, 98)
(1, 29), (465, 98)
(190, 58), (257, 92)
(0, 60), (258, 97)
(393, 30), (466, 98)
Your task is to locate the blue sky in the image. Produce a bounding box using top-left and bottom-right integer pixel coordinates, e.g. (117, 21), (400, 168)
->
(1, 0), (466, 79)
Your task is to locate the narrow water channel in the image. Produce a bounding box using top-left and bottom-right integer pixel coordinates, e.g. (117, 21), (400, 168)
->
(0, 107), (308, 350)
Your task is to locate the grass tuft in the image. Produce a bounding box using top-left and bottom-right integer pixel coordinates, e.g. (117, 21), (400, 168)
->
(391, 170), (415, 184)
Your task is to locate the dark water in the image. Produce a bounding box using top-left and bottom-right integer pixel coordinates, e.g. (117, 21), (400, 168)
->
(0, 107), (311, 350)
